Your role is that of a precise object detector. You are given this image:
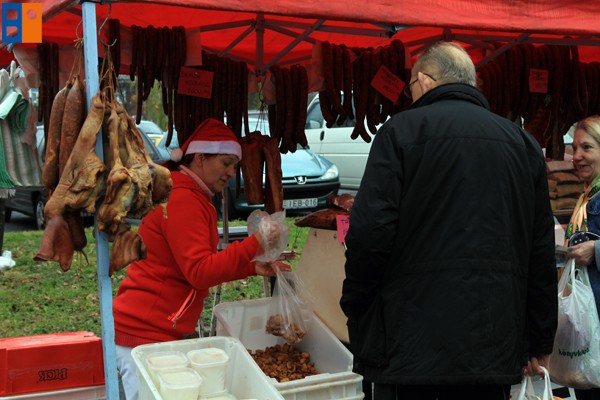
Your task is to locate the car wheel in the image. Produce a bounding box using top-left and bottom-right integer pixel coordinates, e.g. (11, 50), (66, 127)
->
(4, 208), (11, 222)
(34, 196), (45, 230)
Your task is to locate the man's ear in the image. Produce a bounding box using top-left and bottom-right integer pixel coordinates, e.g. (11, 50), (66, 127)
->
(417, 71), (433, 93)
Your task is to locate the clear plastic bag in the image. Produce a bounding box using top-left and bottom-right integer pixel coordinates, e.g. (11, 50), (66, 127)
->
(247, 209), (289, 262)
(266, 264), (314, 344)
(549, 258), (600, 389)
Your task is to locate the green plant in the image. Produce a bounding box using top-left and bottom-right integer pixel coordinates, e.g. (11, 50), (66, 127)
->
(0, 218), (309, 339)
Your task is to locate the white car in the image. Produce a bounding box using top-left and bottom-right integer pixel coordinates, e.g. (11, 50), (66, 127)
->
(304, 94), (377, 190)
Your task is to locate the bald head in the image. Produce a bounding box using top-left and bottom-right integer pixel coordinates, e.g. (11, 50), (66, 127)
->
(413, 42), (477, 87)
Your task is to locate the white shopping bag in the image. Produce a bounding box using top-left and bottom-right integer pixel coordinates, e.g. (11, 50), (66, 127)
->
(548, 259), (600, 389)
(516, 367), (553, 400)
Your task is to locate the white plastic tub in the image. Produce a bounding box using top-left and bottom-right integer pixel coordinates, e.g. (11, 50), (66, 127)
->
(132, 336), (284, 400)
(157, 368), (202, 400)
(213, 298), (364, 400)
(187, 348), (229, 396)
(145, 350), (189, 389)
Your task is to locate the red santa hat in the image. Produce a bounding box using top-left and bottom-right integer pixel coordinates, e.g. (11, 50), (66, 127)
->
(170, 118), (242, 162)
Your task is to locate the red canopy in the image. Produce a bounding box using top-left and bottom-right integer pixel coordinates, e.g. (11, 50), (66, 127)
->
(2, 0), (600, 68)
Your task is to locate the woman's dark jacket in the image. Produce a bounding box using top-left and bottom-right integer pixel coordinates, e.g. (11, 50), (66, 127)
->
(584, 195), (600, 316)
(340, 83), (557, 385)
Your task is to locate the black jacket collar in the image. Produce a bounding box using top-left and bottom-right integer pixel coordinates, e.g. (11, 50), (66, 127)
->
(410, 83), (490, 111)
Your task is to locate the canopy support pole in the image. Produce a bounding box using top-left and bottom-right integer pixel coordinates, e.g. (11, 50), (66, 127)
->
(81, 2), (119, 399)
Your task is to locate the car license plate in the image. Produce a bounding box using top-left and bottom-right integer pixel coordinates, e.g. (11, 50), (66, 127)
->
(283, 198), (318, 209)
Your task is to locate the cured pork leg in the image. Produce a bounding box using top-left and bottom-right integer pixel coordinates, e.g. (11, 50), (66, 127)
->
(97, 106), (136, 235)
(35, 94), (107, 271)
(124, 113), (172, 206)
(42, 83), (70, 191)
(59, 75), (86, 177)
(118, 108), (153, 218)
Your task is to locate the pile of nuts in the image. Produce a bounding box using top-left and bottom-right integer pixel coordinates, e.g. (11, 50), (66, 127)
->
(266, 314), (307, 344)
(249, 343), (319, 382)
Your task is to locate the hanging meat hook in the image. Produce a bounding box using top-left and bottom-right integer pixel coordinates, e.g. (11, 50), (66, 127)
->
(97, 4), (117, 48)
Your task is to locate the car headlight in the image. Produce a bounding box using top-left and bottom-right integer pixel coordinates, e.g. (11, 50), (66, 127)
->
(320, 165), (339, 180)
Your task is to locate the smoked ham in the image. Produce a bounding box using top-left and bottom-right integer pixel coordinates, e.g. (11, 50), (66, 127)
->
(41, 83), (70, 191)
(124, 113), (172, 205)
(97, 106), (136, 235)
(59, 76), (86, 178)
(118, 107), (154, 218)
(35, 94), (107, 271)
(240, 131), (265, 205)
(263, 135), (283, 213)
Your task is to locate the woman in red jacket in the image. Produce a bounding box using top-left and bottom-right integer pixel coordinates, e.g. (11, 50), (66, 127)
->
(113, 118), (288, 400)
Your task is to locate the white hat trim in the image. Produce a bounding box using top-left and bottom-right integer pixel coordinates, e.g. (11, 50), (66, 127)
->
(185, 140), (242, 160)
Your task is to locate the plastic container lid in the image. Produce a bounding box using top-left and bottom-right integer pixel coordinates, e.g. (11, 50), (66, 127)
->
(145, 350), (189, 389)
(187, 348), (229, 366)
(158, 368), (202, 400)
(187, 348), (229, 396)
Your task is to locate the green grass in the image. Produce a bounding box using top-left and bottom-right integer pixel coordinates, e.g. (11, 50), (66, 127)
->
(0, 218), (309, 339)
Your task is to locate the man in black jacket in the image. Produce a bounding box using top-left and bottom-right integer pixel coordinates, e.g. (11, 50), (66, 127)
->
(340, 41), (557, 400)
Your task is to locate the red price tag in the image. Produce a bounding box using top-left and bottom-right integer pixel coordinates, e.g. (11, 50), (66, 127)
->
(336, 214), (350, 244)
(177, 66), (214, 98)
(371, 64), (404, 104)
(529, 68), (548, 94)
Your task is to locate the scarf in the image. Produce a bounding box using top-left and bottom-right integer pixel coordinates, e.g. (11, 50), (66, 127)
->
(565, 173), (600, 245)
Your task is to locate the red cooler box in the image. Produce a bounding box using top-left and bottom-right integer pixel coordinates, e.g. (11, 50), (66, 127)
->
(0, 331), (105, 396)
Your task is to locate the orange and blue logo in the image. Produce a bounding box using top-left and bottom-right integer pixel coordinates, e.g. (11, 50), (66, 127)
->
(2, 3), (42, 44)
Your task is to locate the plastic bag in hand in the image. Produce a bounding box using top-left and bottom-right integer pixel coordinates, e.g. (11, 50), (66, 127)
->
(266, 264), (314, 344)
(548, 258), (600, 389)
(515, 367), (553, 400)
(247, 209), (289, 262)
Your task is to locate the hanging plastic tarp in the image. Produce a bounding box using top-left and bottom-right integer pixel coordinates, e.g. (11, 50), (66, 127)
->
(0, 61), (41, 197)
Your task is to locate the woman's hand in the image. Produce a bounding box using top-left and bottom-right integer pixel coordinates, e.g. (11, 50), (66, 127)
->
(255, 220), (282, 251)
(255, 261), (292, 276)
(567, 240), (595, 266)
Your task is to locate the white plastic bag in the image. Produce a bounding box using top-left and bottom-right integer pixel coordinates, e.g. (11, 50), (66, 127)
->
(515, 367), (553, 400)
(548, 258), (600, 389)
(247, 209), (289, 262)
(0, 250), (15, 271)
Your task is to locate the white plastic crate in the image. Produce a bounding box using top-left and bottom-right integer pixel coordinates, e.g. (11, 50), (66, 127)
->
(132, 336), (284, 400)
(213, 297), (364, 400)
(0, 385), (106, 400)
